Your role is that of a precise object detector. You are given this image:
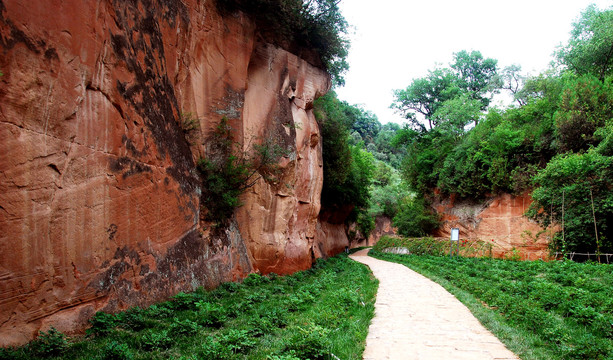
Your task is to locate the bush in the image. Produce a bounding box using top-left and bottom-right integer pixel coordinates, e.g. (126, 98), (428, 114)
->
(102, 341), (133, 360)
(30, 327), (68, 356)
(242, 273), (269, 287)
(198, 117), (286, 225)
(195, 301), (227, 328)
(218, 329), (256, 354)
(199, 336), (233, 360)
(283, 324), (331, 360)
(169, 318), (200, 337)
(88, 312), (117, 335)
(393, 197), (440, 237)
(141, 329), (172, 350)
(116, 307), (149, 331)
(527, 149), (613, 254)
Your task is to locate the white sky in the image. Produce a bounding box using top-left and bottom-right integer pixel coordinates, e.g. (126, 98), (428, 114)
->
(335, 0), (613, 124)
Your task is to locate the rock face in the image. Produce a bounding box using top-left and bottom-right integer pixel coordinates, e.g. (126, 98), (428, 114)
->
(432, 193), (551, 260)
(0, 0), (341, 345)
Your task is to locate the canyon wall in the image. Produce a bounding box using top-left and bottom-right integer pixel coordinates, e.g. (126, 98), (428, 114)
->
(0, 0), (343, 345)
(432, 192), (551, 260)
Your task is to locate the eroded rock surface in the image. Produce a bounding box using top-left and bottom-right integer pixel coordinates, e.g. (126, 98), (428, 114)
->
(0, 0), (340, 345)
(433, 193), (550, 259)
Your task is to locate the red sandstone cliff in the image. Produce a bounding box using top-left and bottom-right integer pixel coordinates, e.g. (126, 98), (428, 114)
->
(0, 0), (342, 345)
(432, 192), (551, 260)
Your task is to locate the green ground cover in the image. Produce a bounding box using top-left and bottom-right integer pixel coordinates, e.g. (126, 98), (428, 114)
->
(370, 250), (613, 360)
(1, 254), (377, 360)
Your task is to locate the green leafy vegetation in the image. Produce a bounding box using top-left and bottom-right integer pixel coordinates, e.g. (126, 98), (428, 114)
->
(370, 251), (613, 360)
(315, 92), (377, 237)
(197, 117), (287, 225)
(1, 254), (377, 359)
(373, 235), (493, 257)
(215, 0), (349, 86)
(390, 5), (613, 254)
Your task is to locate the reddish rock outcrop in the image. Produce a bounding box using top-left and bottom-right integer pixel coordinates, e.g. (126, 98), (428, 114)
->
(432, 193), (552, 260)
(0, 0), (341, 345)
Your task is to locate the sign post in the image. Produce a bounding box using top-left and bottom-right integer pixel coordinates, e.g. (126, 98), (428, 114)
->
(450, 228), (460, 257)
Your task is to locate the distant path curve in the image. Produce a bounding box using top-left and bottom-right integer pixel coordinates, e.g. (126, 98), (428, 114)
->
(350, 249), (519, 360)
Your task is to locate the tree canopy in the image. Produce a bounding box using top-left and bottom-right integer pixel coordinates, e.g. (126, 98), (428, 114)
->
(556, 4), (613, 81)
(392, 50), (500, 132)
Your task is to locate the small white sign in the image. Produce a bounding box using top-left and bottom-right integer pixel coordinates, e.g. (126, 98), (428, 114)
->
(451, 228), (460, 241)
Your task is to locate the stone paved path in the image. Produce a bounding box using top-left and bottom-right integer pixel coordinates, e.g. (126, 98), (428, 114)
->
(350, 249), (519, 360)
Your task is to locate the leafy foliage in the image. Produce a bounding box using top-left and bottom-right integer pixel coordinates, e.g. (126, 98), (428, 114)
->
(392, 197), (440, 237)
(373, 235), (494, 257)
(315, 92), (376, 237)
(392, 50), (500, 131)
(527, 150), (613, 254)
(197, 117), (287, 225)
(554, 74), (613, 152)
(556, 4), (613, 81)
(30, 328), (68, 357)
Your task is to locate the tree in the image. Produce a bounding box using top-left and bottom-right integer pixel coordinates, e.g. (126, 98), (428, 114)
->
(391, 68), (459, 131)
(527, 150), (613, 254)
(501, 64), (527, 106)
(348, 106), (381, 142)
(451, 50), (501, 110)
(554, 74), (613, 153)
(433, 93), (483, 131)
(556, 5), (613, 81)
(392, 50), (500, 131)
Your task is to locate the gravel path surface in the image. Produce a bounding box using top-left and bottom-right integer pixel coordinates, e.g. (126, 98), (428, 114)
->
(350, 249), (519, 360)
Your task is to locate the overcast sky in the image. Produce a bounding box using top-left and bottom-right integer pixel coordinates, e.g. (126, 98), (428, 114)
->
(335, 0), (613, 124)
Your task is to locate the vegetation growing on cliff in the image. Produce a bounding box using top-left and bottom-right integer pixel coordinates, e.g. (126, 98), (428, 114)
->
(197, 117), (287, 225)
(216, 0), (349, 86)
(390, 4), (613, 254)
(1, 254), (377, 359)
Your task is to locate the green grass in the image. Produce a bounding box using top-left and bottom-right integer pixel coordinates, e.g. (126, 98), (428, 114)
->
(370, 250), (613, 360)
(373, 235), (495, 257)
(1, 254), (377, 360)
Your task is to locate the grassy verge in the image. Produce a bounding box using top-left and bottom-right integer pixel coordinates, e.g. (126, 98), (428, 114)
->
(1, 254), (377, 360)
(373, 235), (494, 257)
(370, 250), (613, 360)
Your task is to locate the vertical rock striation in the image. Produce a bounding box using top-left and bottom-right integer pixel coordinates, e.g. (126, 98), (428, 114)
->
(432, 193), (550, 259)
(0, 0), (339, 345)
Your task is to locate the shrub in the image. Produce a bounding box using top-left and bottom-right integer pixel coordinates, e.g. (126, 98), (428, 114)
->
(88, 311), (118, 335)
(197, 117), (286, 225)
(116, 307), (149, 331)
(170, 291), (197, 310)
(283, 324), (331, 360)
(242, 273), (269, 287)
(218, 329), (256, 354)
(215, 0), (349, 86)
(31, 327), (68, 356)
(527, 149), (613, 254)
(102, 341), (133, 360)
(169, 318), (200, 337)
(141, 329), (172, 350)
(392, 197), (440, 237)
(195, 301), (227, 328)
(199, 336), (233, 360)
